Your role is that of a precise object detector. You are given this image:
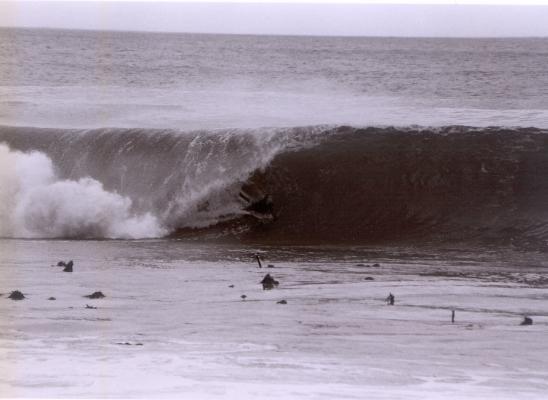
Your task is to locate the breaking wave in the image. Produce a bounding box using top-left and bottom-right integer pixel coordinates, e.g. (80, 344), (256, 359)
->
(0, 143), (164, 238)
(0, 125), (322, 239)
(2, 124), (548, 247)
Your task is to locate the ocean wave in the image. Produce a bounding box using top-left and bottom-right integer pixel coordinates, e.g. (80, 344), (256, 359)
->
(0, 125), (324, 238)
(2, 124), (548, 246)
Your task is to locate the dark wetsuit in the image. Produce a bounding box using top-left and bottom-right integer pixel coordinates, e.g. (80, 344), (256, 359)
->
(245, 195), (274, 216)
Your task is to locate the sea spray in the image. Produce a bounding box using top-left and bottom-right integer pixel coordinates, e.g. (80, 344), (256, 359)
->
(0, 143), (165, 238)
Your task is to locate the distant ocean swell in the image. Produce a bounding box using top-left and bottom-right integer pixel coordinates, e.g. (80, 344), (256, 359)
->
(2, 124), (548, 246)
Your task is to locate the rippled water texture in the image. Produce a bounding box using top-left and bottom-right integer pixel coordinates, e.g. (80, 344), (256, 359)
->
(1, 28), (548, 128)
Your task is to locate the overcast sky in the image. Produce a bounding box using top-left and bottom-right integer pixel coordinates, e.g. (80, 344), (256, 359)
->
(1, 1), (548, 37)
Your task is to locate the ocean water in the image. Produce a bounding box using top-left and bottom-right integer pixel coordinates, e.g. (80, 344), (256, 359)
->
(1, 240), (548, 398)
(1, 28), (548, 243)
(1, 28), (548, 129)
(1, 27), (548, 399)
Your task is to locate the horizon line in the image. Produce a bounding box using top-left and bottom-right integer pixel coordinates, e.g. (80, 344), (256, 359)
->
(1, 25), (547, 39)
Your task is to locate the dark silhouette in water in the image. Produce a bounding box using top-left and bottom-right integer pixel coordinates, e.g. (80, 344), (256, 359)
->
(63, 260), (73, 272)
(261, 274), (279, 290)
(239, 188), (275, 220)
(255, 255), (262, 268)
(245, 194), (274, 216)
(452, 310), (456, 323)
(57, 261), (66, 267)
(8, 290), (25, 300)
(84, 291), (105, 299)
(48, 297), (56, 301)
(520, 316), (533, 325)
(386, 293), (395, 305)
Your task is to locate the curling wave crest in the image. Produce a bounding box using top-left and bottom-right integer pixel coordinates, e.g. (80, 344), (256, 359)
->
(3, 124), (548, 247)
(0, 125), (323, 239)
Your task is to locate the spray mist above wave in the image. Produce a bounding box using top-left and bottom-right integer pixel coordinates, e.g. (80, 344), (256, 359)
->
(0, 143), (165, 239)
(3, 85), (548, 130)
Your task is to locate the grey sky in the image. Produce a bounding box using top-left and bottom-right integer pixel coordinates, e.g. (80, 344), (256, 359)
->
(1, 2), (548, 37)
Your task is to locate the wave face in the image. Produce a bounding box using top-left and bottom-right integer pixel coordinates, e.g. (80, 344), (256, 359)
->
(240, 125), (548, 247)
(2, 125), (548, 246)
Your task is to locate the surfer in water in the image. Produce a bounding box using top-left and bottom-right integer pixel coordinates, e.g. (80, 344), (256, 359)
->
(239, 190), (276, 220)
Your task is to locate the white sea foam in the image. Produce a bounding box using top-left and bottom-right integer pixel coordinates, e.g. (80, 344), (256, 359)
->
(0, 143), (165, 238)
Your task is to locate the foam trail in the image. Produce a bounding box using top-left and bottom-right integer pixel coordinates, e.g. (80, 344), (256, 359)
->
(0, 143), (165, 239)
